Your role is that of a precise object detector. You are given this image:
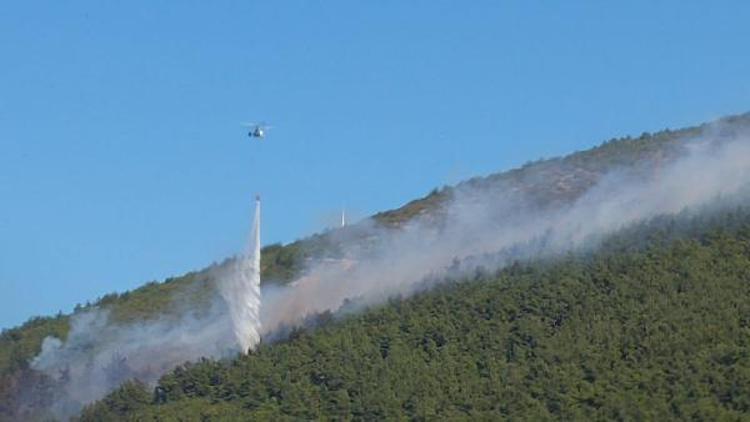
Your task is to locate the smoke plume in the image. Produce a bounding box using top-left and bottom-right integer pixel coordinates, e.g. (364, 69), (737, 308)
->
(260, 122), (750, 334)
(23, 117), (750, 419)
(26, 199), (263, 419)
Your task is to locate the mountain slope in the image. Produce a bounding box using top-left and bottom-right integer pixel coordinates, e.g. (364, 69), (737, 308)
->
(2, 112), (750, 420)
(81, 209), (750, 420)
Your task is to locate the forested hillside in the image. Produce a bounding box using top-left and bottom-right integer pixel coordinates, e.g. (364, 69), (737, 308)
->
(2, 112), (750, 420)
(81, 207), (750, 420)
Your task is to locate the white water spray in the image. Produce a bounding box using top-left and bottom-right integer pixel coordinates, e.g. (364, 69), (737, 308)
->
(27, 197), (265, 418)
(219, 195), (262, 352)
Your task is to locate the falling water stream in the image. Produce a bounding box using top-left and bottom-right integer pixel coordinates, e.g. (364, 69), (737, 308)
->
(219, 196), (262, 352)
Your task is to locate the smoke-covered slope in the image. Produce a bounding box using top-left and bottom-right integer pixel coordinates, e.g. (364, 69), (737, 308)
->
(2, 112), (750, 420)
(82, 208), (750, 420)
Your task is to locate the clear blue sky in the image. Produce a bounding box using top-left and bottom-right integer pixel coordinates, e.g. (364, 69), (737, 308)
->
(2, 2), (749, 329)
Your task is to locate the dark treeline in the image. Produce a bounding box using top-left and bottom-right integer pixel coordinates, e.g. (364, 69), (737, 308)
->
(80, 207), (750, 420)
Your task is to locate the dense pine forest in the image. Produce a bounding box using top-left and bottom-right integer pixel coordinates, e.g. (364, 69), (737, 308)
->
(2, 113), (750, 420)
(82, 208), (750, 420)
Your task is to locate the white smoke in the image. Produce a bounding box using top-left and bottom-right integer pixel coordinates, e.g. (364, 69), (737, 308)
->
(260, 123), (750, 334)
(26, 199), (264, 419)
(22, 118), (750, 419)
(28, 305), (235, 418)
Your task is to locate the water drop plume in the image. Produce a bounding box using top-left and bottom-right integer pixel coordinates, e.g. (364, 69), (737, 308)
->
(219, 196), (262, 352)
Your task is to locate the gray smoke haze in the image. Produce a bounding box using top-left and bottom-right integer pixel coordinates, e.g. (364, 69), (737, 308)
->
(29, 305), (235, 418)
(27, 204), (263, 419)
(24, 120), (750, 419)
(260, 124), (750, 334)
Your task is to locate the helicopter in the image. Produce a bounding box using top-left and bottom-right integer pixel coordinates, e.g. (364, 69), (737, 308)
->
(242, 122), (272, 139)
